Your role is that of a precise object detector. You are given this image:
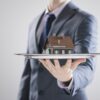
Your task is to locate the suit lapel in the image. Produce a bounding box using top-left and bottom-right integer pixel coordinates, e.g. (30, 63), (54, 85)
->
(30, 12), (45, 53)
(48, 2), (78, 37)
(35, 12), (45, 53)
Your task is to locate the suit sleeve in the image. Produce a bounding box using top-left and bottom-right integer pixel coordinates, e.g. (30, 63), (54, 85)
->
(65, 15), (97, 96)
(18, 59), (31, 100)
(17, 25), (32, 100)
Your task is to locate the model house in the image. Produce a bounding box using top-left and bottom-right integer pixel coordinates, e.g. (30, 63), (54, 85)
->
(45, 36), (74, 54)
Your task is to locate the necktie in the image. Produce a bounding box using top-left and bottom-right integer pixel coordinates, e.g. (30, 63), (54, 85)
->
(39, 14), (56, 53)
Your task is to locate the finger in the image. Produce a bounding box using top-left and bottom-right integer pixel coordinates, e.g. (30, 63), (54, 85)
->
(38, 59), (44, 63)
(46, 59), (55, 68)
(64, 59), (72, 69)
(45, 59), (57, 75)
(39, 59), (53, 72)
(39, 59), (56, 74)
(38, 59), (45, 63)
(39, 59), (48, 67)
(71, 58), (86, 71)
(54, 59), (60, 68)
(44, 59), (56, 71)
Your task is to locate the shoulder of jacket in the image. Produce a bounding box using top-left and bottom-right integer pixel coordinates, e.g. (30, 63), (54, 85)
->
(75, 8), (97, 22)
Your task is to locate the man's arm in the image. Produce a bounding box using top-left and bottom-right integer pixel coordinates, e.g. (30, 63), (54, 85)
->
(62, 15), (97, 96)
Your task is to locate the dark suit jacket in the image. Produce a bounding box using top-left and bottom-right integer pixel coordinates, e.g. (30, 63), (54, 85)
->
(18, 2), (97, 100)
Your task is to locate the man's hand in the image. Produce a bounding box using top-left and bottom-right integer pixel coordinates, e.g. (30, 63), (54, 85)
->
(39, 59), (86, 82)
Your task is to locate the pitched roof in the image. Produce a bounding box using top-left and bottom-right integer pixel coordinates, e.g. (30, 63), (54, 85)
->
(46, 36), (74, 49)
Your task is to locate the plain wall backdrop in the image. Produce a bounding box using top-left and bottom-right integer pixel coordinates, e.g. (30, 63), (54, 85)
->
(0, 0), (100, 100)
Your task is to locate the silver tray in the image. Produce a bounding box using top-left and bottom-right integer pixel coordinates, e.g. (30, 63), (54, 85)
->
(15, 53), (100, 59)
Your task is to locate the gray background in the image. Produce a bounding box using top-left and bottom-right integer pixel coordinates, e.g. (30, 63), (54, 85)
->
(0, 0), (100, 100)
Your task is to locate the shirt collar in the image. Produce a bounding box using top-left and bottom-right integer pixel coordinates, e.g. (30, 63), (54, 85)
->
(45, 0), (70, 17)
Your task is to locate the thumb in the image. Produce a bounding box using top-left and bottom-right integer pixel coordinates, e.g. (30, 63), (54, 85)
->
(71, 58), (86, 71)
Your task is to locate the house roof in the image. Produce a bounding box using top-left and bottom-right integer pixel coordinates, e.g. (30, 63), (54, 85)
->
(46, 36), (74, 49)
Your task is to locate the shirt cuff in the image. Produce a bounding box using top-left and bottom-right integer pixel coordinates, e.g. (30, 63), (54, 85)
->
(57, 78), (73, 90)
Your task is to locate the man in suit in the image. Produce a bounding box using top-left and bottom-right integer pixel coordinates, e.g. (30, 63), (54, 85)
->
(18, 0), (97, 100)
